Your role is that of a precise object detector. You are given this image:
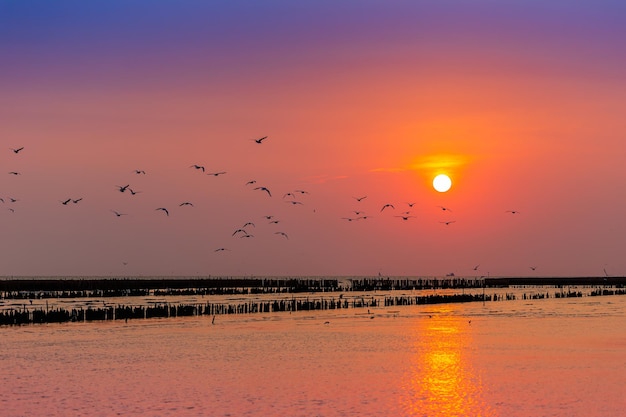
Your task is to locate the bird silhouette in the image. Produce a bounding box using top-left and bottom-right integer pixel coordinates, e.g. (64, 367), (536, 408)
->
(156, 207), (169, 216)
(353, 196), (367, 202)
(207, 171), (227, 177)
(214, 247), (230, 252)
(189, 164), (205, 172)
(179, 202), (194, 207)
(268, 220), (281, 224)
(116, 184), (130, 193)
(407, 202), (416, 207)
(395, 215), (415, 221)
(530, 266), (537, 271)
(242, 222), (255, 228)
(0, 198), (4, 203)
(253, 136), (268, 144)
(473, 264), (480, 271)
(10, 147), (24, 154)
(381, 204), (395, 212)
(283, 192), (296, 199)
(232, 229), (248, 237)
(294, 190), (309, 195)
(341, 217), (357, 222)
(245, 180), (257, 186)
(437, 206), (452, 212)
(439, 221), (456, 226)
(8, 172), (20, 175)
(133, 170), (146, 174)
(72, 198), (83, 204)
(60, 198), (72, 205)
(263, 215), (274, 220)
(275, 232), (289, 239)
(285, 201), (303, 205)
(506, 210), (520, 214)
(128, 188), (142, 195)
(111, 210), (127, 217)
(254, 186), (272, 197)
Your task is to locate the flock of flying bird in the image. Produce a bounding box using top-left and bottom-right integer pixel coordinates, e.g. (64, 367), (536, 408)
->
(3, 137), (313, 255)
(4, 138), (534, 273)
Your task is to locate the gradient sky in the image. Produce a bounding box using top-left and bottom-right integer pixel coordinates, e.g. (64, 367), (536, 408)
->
(2, 1), (626, 277)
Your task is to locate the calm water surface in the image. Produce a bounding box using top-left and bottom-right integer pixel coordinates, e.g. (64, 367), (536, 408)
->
(1, 294), (625, 416)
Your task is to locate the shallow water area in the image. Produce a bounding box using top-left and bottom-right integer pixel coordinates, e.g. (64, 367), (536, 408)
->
(1, 294), (625, 416)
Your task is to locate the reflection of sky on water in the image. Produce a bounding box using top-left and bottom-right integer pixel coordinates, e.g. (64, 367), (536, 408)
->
(402, 307), (496, 417)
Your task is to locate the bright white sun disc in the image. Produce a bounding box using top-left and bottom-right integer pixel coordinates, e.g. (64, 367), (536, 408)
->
(433, 174), (452, 192)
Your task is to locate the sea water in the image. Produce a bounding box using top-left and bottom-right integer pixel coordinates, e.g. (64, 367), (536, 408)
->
(1, 291), (625, 416)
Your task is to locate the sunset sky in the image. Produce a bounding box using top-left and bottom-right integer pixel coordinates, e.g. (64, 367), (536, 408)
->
(2, 1), (626, 277)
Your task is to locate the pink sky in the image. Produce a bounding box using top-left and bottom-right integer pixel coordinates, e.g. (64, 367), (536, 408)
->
(2, 1), (626, 277)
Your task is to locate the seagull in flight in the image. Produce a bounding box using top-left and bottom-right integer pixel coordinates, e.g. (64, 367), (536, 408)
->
(437, 206), (452, 212)
(439, 221), (456, 226)
(283, 192), (296, 199)
(232, 229), (248, 237)
(395, 215), (415, 221)
(60, 198), (72, 205)
(254, 186), (272, 197)
(116, 184), (130, 193)
(285, 201), (303, 205)
(407, 202), (416, 208)
(214, 247), (231, 252)
(128, 188), (142, 195)
(275, 232), (289, 239)
(207, 171), (227, 177)
(381, 204), (395, 212)
(294, 190), (309, 195)
(179, 202), (194, 207)
(529, 266), (537, 271)
(268, 220), (281, 224)
(253, 136), (268, 144)
(245, 180), (257, 186)
(133, 170), (146, 174)
(473, 264), (480, 271)
(242, 222), (255, 228)
(263, 215), (274, 220)
(189, 164), (205, 172)
(156, 207), (169, 216)
(72, 198), (83, 204)
(506, 210), (520, 214)
(10, 147), (24, 154)
(8, 172), (20, 175)
(111, 210), (127, 217)
(353, 196), (367, 202)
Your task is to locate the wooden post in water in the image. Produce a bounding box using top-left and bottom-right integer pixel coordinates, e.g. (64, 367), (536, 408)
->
(483, 273), (488, 305)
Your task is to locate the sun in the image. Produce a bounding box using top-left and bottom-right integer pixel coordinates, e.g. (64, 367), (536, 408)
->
(433, 174), (452, 192)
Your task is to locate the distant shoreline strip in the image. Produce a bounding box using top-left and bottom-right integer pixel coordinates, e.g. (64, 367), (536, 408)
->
(0, 276), (624, 295)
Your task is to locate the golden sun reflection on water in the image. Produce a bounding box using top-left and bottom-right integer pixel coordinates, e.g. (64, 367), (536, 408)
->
(401, 310), (496, 417)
